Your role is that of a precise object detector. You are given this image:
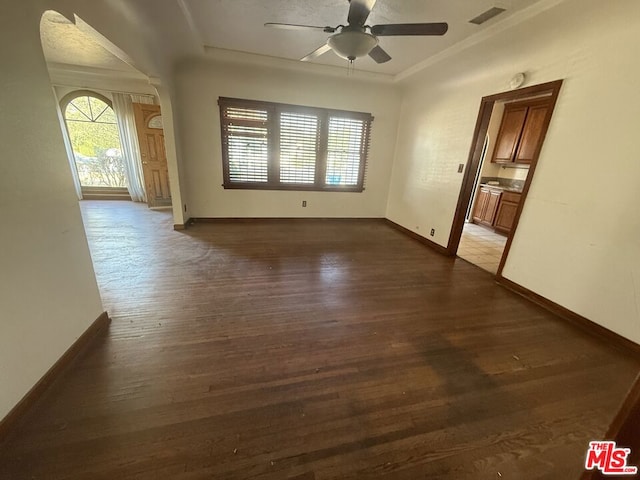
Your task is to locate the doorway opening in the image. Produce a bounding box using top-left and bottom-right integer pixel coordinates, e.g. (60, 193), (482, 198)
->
(41, 10), (172, 208)
(448, 80), (564, 277)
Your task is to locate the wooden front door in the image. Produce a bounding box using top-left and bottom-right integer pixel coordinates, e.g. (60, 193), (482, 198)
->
(133, 103), (171, 207)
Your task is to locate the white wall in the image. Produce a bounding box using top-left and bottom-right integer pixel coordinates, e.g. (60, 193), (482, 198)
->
(156, 81), (191, 225)
(386, 0), (640, 343)
(0, 3), (104, 420)
(479, 102), (506, 179)
(498, 167), (528, 181)
(174, 59), (401, 218)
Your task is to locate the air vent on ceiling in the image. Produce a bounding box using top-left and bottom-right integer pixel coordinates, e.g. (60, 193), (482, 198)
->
(469, 7), (506, 25)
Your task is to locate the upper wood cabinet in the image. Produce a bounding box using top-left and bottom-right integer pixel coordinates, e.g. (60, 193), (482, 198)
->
(492, 98), (550, 165)
(514, 103), (548, 164)
(492, 106), (528, 163)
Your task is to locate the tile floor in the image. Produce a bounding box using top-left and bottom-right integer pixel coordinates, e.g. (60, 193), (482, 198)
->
(457, 222), (507, 274)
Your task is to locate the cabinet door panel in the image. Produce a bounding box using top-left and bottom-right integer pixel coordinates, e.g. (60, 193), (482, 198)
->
(472, 188), (490, 223)
(515, 104), (548, 164)
(492, 106), (527, 163)
(494, 201), (519, 233)
(482, 190), (502, 225)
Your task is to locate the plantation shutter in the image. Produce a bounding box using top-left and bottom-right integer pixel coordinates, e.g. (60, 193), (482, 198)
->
(279, 111), (319, 184)
(219, 97), (372, 191)
(325, 116), (370, 187)
(221, 104), (270, 184)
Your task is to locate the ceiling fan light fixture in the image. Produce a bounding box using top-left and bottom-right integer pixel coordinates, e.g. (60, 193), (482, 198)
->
(328, 29), (378, 61)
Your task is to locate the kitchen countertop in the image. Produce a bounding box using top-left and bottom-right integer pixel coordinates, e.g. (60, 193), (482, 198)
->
(480, 183), (523, 194)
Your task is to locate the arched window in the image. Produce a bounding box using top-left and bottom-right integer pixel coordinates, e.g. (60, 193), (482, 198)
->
(62, 91), (128, 190)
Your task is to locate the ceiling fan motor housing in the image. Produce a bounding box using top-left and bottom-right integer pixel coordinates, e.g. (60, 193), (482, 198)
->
(328, 26), (378, 61)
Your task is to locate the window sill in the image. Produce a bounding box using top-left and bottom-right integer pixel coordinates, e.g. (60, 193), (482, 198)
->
(222, 183), (364, 193)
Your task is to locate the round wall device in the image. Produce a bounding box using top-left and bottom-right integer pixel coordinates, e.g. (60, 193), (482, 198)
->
(510, 72), (526, 90)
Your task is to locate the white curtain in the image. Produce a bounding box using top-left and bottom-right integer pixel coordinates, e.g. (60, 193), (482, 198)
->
(130, 94), (155, 105)
(54, 91), (82, 200)
(112, 93), (147, 202)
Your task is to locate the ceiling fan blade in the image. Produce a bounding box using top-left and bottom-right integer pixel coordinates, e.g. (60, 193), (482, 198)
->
(301, 43), (332, 62)
(347, 0), (377, 26)
(368, 45), (391, 63)
(265, 23), (336, 33)
(371, 23), (449, 36)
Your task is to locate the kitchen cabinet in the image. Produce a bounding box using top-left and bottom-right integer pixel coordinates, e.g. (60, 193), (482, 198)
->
(471, 188), (489, 224)
(472, 186), (501, 227)
(492, 98), (550, 165)
(492, 106), (527, 163)
(494, 192), (522, 234)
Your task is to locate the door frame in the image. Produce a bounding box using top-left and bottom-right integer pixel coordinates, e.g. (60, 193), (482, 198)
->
(447, 80), (563, 278)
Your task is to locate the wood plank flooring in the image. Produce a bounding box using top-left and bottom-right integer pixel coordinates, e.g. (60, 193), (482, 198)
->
(1, 200), (638, 479)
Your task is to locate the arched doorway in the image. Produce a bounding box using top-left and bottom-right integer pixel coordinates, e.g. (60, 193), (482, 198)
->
(61, 90), (130, 199)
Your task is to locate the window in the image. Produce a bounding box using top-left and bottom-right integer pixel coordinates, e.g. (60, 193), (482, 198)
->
(219, 97), (373, 192)
(62, 92), (127, 190)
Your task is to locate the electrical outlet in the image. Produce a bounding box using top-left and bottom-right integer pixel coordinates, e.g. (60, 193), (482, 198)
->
(430, 228), (435, 236)
(458, 163), (464, 173)
(302, 200), (307, 207)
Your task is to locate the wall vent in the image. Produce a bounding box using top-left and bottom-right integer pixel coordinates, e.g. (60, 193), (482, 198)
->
(469, 7), (506, 25)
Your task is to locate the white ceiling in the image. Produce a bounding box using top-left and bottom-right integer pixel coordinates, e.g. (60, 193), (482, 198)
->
(184, 0), (543, 75)
(40, 11), (141, 74)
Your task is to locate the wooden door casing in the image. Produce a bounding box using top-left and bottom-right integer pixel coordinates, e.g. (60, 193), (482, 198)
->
(133, 103), (171, 207)
(448, 80), (564, 278)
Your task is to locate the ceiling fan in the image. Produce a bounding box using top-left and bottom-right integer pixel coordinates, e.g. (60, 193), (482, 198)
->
(265, 0), (448, 65)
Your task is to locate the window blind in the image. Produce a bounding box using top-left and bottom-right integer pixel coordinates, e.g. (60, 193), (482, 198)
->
(279, 112), (319, 184)
(326, 116), (367, 187)
(223, 105), (269, 183)
(219, 97), (373, 192)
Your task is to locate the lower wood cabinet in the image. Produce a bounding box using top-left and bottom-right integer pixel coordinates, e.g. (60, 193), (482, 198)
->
(472, 187), (501, 227)
(494, 192), (522, 234)
(472, 187), (522, 234)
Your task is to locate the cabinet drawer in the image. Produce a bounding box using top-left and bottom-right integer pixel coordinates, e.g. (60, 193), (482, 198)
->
(501, 192), (521, 203)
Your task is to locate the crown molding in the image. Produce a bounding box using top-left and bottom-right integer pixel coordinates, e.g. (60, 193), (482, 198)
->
(394, 0), (568, 83)
(202, 46), (395, 84)
(46, 62), (148, 80)
(46, 62), (156, 94)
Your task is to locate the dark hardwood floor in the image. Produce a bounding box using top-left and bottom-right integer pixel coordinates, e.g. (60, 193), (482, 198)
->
(1, 200), (638, 479)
